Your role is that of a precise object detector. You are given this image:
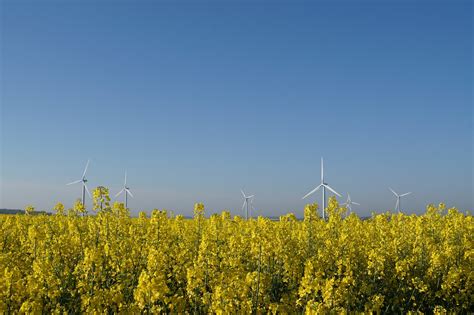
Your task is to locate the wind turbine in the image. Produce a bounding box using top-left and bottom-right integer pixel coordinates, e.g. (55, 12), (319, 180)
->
(67, 159), (92, 206)
(389, 188), (411, 213)
(116, 172), (133, 209)
(342, 194), (360, 214)
(302, 157), (341, 219)
(241, 189), (255, 220)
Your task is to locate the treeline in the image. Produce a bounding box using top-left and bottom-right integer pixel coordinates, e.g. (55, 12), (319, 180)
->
(0, 209), (50, 215)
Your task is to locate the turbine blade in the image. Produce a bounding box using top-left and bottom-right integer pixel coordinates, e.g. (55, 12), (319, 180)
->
(324, 184), (342, 197)
(84, 183), (92, 199)
(400, 192), (412, 197)
(321, 157), (324, 182)
(242, 200), (246, 211)
(241, 189), (246, 198)
(352, 202), (361, 206)
(395, 199), (399, 211)
(124, 171), (127, 185)
(115, 188), (125, 197)
(302, 184), (323, 199)
(66, 179), (82, 186)
(82, 159), (90, 178)
(389, 187), (398, 196)
(247, 195), (255, 198)
(126, 189), (134, 198)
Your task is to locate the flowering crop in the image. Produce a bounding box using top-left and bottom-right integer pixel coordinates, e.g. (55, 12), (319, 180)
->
(0, 195), (472, 313)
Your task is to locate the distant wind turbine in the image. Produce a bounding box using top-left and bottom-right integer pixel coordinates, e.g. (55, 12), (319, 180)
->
(67, 159), (92, 206)
(389, 188), (412, 213)
(342, 193), (360, 214)
(302, 157), (341, 219)
(116, 172), (133, 209)
(241, 189), (255, 220)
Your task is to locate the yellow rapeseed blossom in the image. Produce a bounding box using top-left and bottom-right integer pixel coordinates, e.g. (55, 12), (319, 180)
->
(0, 196), (471, 313)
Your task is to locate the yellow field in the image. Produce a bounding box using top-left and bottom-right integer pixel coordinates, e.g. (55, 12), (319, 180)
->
(0, 196), (472, 313)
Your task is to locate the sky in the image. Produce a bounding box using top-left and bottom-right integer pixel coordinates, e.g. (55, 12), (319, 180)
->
(0, 0), (472, 217)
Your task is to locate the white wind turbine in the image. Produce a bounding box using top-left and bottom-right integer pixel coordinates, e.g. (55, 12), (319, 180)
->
(116, 172), (134, 209)
(67, 159), (92, 206)
(342, 193), (360, 214)
(389, 188), (412, 213)
(241, 189), (255, 220)
(302, 157), (341, 219)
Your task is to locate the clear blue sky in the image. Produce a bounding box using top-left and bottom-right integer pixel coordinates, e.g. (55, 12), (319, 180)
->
(1, 0), (472, 217)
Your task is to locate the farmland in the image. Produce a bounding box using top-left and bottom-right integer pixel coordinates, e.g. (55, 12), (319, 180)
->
(0, 197), (472, 313)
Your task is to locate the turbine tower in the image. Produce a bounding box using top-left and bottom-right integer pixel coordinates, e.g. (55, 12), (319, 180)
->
(67, 159), (92, 206)
(241, 189), (255, 220)
(116, 172), (134, 209)
(342, 193), (360, 214)
(302, 157), (341, 219)
(389, 188), (412, 213)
